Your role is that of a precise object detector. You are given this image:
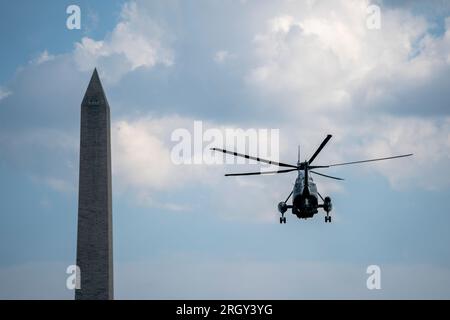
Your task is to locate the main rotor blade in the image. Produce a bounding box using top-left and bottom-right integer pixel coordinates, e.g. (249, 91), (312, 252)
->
(285, 190), (293, 203)
(309, 165), (330, 169)
(211, 148), (298, 169)
(224, 168), (298, 176)
(308, 134), (332, 165)
(310, 170), (344, 181)
(324, 153), (413, 167)
(317, 192), (325, 202)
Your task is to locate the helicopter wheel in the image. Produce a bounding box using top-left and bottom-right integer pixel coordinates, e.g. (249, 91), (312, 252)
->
(280, 217), (286, 224)
(325, 216), (331, 223)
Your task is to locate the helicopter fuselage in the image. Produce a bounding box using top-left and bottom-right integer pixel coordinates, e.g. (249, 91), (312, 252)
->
(292, 171), (319, 218)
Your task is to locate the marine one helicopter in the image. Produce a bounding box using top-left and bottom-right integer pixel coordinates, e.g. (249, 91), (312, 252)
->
(212, 134), (413, 224)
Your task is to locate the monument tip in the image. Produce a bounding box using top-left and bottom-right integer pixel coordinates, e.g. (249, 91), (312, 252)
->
(83, 67), (106, 102)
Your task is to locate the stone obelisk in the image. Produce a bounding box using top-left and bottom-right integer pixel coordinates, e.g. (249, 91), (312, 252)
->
(75, 69), (113, 300)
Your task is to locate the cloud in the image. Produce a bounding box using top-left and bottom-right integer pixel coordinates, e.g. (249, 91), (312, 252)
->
(1, 0), (450, 301)
(246, 0), (450, 116)
(39, 176), (76, 194)
(110, 115), (297, 220)
(83, 8), (100, 35)
(30, 50), (55, 65)
(0, 127), (78, 196)
(277, 114), (450, 190)
(241, 0), (450, 189)
(0, 0), (449, 216)
(213, 50), (236, 64)
(74, 1), (174, 83)
(112, 115), (217, 191)
(341, 116), (450, 190)
(0, 86), (11, 101)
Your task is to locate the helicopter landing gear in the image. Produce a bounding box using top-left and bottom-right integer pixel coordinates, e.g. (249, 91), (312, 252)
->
(278, 191), (292, 225)
(322, 195), (332, 223)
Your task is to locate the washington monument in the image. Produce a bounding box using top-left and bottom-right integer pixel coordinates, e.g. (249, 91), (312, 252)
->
(75, 69), (114, 300)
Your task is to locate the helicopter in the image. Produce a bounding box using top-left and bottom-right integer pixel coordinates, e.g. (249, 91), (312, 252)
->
(211, 134), (413, 224)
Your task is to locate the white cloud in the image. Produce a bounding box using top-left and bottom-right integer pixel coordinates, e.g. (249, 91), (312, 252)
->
(1, 0), (449, 220)
(112, 115), (217, 192)
(279, 114), (450, 190)
(74, 1), (174, 83)
(109, 108), (450, 218)
(110, 115), (300, 220)
(135, 192), (191, 212)
(242, 0), (450, 189)
(0, 128), (77, 154)
(41, 176), (75, 193)
(112, 118), (176, 190)
(245, 0), (448, 114)
(0, 86), (11, 101)
(213, 50), (236, 64)
(1, 3), (450, 301)
(0, 128), (78, 197)
(31, 50), (55, 65)
(347, 116), (450, 190)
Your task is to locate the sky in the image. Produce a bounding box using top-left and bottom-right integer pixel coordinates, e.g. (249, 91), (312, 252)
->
(0, 0), (450, 299)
